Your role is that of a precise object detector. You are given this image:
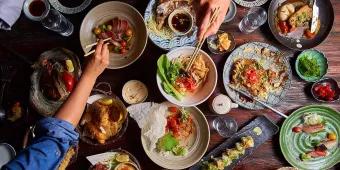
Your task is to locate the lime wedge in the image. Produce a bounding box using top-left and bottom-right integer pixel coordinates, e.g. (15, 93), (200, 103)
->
(115, 154), (130, 162)
(65, 59), (74, 72)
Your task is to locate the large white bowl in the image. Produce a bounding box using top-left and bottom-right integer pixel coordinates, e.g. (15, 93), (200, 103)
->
(156, 47), (217, 107)
(80, 1), (147, 69)
(141, 103), (210, 169)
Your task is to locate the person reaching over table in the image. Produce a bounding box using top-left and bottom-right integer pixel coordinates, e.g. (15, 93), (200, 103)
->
(194, 0), (231, 41)
(2, 40), (109, 170)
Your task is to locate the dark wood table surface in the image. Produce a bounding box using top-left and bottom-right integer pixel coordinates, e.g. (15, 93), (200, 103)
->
(0, 0), (339, 169)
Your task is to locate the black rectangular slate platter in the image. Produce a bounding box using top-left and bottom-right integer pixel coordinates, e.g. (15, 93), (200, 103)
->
(189, 115), (279, 170)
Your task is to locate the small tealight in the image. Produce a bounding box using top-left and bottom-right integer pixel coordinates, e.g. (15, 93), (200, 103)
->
(122, 80), (148, 105)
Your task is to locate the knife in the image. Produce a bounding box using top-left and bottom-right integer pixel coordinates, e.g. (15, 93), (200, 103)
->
(310, 0), (319, 33)
(228, 85), (288, 119)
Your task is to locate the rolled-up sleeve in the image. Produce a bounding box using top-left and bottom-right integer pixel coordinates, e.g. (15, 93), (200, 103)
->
(3, 117), (79, 170)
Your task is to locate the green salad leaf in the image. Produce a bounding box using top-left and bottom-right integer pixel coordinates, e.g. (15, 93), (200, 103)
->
(157, 54), (184, 100)
(156, 133), (178, 152)
(298, 55), (321, 77)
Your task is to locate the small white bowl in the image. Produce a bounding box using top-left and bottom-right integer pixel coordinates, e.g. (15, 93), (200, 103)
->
(156, 47), (217, 107)
(167, 9), (194, 35)
(122, 80), (148, 105)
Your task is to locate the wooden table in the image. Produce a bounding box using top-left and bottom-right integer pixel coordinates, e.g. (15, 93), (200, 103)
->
(0, 0), (339, 169)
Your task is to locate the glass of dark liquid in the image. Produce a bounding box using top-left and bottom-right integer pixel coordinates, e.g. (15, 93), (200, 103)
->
(23, 0), (74, 36)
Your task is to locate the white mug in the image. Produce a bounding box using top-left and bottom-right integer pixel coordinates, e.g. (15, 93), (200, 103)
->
(210, 94), (238, 114)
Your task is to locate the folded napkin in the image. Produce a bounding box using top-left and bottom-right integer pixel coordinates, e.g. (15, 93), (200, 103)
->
(0, 0), (25, 30)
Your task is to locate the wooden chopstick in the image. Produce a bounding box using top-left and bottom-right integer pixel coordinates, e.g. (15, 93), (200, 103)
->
(85, 37), (111, 49)
(186, 7), (220, 72)
(83, 38), (112, 57)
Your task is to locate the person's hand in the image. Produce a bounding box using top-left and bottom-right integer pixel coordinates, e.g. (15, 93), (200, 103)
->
(83, 40), (109, 79)
(194, 0), (231, 41)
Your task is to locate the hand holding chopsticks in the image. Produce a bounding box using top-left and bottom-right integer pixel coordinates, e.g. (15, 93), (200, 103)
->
(185, 7), (220, 72)
(84, 38), (111, 57)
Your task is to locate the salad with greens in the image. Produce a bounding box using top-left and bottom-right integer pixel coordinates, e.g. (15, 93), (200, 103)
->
(157, 54), (209, 100)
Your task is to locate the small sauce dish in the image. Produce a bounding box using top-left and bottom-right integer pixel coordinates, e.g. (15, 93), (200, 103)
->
(311, 77), (340, 102)
(207, 31), (236, 54)
(168, 9), (193, 35)
(122, 80), (148, 105)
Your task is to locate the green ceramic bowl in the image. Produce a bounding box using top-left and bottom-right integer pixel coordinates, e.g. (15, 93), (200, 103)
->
(295, 49), (328, 82)
(280, 105), (340, 170)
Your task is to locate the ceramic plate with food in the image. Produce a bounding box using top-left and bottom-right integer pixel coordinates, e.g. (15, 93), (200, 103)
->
(144, 0), (197, 50)
(30, 48), (82, 116)
(156, 46), (217, 107)
(141, 103), (209, 169)
(80, 1), (147, 69)
(234, 0), (269, 7)
(190, 115), (279, 170)
(79, 94), (128, 145)
(87, 149), (141, 170)
(223, 42), (292, 110)
(280, 105), (340, 170)
(268, 0), (334, 50)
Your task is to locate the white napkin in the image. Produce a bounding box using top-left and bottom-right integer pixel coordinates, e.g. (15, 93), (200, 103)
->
(0, 0), (25, 30)
(127, 102), (159, 128)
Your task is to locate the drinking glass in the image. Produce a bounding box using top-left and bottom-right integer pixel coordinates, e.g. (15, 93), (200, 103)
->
(41, 9), (74, 36)
(212, 115), (238, 138)
(238, 7), (267, 34)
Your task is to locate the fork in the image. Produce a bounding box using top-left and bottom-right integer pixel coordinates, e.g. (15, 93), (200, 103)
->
(0, 65), (17, 115)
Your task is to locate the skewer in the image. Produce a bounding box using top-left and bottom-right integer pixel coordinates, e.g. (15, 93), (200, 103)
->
(186, 7), (220, 72)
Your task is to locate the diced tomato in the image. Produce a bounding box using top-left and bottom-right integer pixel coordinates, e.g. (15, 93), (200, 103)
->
(120, 48), (127, 54)
(278, 21), (289, 34)
(176, 77), (196, 91)
(120, 40), (127, 47)
(313, 83), (336, 101)
(168, 107), (178, 113)
(245, 69), (258, 84)
(304, 29), (316, 39)
(167, 116), (180, 136)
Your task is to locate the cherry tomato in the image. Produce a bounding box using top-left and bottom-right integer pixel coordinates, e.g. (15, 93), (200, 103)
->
(292, 126), (302, 133)
(304, 29), (316, 39)
(125, 28), (133, 37)
(120, 40), (127, 47)
(93, 27), (101, 35)
(168, 107), (178, 113)
(120, 48), (127, 54)
(62, 72), (75, 92)
(278, 21), (289, 34)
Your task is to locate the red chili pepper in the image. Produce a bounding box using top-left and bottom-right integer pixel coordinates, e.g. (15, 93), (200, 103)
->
(62, 72), (75, 92)
(278, 21), (289, 34)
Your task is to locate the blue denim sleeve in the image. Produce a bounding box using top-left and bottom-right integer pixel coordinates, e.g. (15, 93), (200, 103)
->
(3, 117), (79, 170)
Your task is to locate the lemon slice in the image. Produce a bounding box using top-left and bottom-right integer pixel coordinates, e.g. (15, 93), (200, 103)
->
(65, 59), (74, 72)
(99, 98), (113, 105)
(115, 154), (130, 162)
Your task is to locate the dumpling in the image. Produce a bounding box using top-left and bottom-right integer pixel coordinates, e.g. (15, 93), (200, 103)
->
(278, 3), (295, 21)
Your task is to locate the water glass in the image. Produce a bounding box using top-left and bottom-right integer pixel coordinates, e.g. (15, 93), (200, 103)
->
(41, 9), (74, 36)
(212, 116), (238, 138)
(238, 7), (267, 34)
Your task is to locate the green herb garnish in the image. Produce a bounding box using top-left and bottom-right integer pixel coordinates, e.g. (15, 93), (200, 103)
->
(156, 133), (178, 152)
(298, 55), (321, 77)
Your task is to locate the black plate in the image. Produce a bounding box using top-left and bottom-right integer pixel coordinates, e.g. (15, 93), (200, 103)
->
(268, 0), (334, 51)
(189, 115), (279, 170)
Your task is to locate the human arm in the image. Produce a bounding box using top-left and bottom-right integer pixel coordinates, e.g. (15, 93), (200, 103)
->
(194, 0), (231, 40)
(3, 41), (109, 170)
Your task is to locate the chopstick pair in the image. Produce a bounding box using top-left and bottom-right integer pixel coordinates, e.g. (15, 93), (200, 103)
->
(84, 37), (111, 57)
(185, 7), (220, 72)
